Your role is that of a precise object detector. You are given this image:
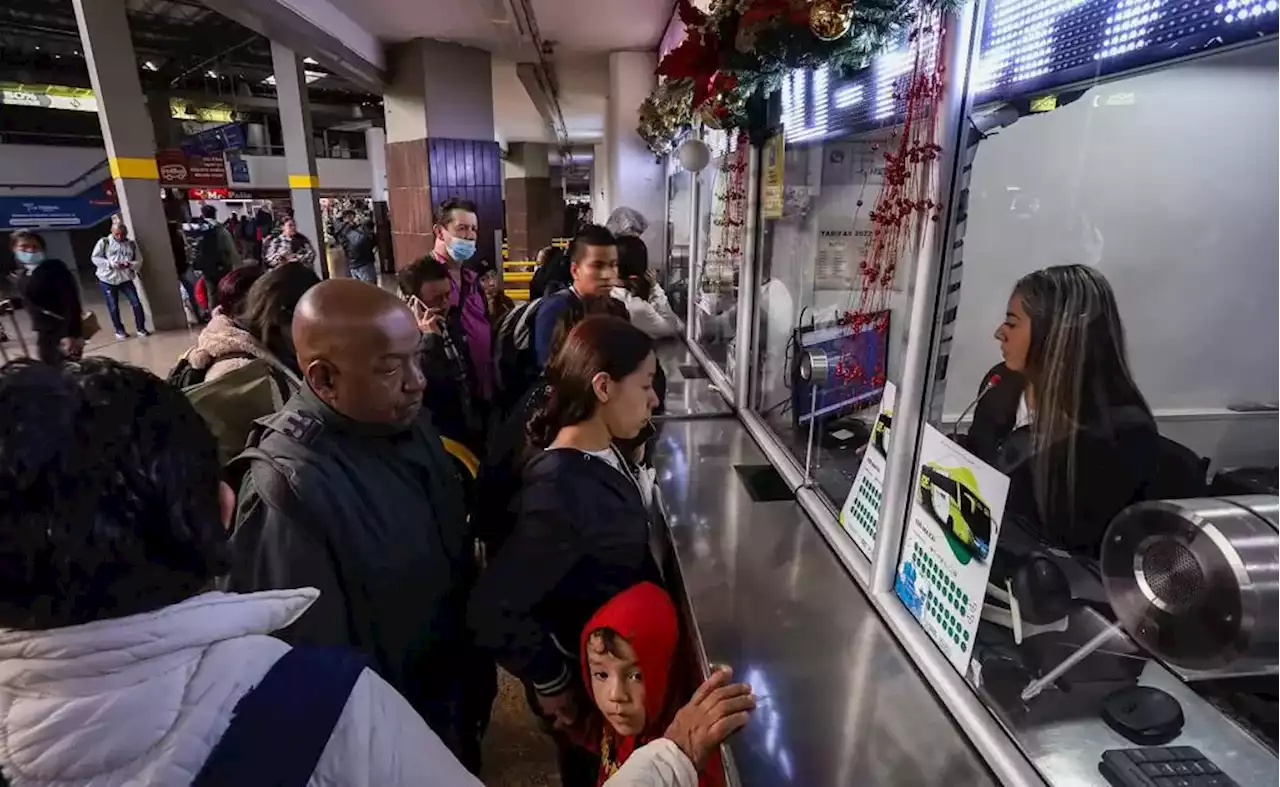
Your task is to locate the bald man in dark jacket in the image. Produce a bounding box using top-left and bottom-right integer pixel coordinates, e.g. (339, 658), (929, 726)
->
(223, 280), (486, 769)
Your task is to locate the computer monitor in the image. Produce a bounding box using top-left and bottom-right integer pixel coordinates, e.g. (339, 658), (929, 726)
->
(791, 311), (889, 426)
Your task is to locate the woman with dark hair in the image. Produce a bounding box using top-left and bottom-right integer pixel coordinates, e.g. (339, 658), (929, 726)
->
(215, 263), (265, 319)
(611, 235), (678, 339)
(473, 295), (632, 557)
(965, 263), (1157, 556)
(9, 230), (85, 363)
(531, 245), (572, 299)
(177, 263), (318, 397)
(469, 316), (663, 787)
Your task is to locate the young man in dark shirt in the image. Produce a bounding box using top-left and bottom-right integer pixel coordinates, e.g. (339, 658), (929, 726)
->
(531, 224), (619, 366)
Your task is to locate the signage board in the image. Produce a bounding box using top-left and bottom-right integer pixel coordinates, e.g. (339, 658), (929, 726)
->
(0, 180), (119, 230)
(156, 149), (227, 187)
(181, 123), (247, 156)
(894, 425), (1011, 676)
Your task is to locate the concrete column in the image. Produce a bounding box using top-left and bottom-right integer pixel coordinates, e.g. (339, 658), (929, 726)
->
(591, 142), (610, 225)
(146, 93), (175, 150)
(366, 126), (388, 202)
(364, 126), (393, 271)
(383, 39), (501, 268)
(70, 0), (184, 330)
(606, 52), (665, 263)
(504, 142), (553, 260)
(271, 41), (325, 278)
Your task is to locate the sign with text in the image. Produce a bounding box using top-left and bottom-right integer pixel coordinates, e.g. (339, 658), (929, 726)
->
(156, 149), (227, 187)
(894, 425), (1010, 676)
(839, 381), (897, 558)
(0, 180), (118, 230)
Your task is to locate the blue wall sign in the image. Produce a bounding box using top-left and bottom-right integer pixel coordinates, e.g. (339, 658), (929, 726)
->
(0, 181), (118, 231)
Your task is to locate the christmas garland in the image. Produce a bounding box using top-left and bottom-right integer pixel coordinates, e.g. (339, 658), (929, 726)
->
(639, 0), (945, 155)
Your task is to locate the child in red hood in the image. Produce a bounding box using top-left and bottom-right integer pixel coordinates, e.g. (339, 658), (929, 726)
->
(580, 582), (724, 787)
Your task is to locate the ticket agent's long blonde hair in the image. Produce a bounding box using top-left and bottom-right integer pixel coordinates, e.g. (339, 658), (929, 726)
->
(1012, 264), (1151, 528)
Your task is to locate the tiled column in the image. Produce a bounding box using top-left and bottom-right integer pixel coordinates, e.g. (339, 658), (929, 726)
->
(71, 0), (185, 330)
(504, 143), (553, 261)
(271, 41), (325, 277)
(383, 39), (501, 269)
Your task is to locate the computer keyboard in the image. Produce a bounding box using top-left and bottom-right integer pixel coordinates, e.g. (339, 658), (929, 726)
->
(1099, 747), (1239, 787)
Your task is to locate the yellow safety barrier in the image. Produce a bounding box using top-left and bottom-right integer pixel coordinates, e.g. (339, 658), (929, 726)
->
(504, 271), (533, 284)
(508, 288), (531, 302)
(503, 260), (537, 272)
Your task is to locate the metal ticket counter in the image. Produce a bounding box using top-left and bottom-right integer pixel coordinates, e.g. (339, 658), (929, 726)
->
(651, 0), (1280, 781)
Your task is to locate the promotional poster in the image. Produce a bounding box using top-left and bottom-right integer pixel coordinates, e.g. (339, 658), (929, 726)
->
(839, 380), (897, 559)
(894, 424), (1010, 674)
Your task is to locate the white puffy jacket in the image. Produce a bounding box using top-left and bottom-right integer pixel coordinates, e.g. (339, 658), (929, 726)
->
(611, 284), (679, 339)
(0, 588), (480, 787)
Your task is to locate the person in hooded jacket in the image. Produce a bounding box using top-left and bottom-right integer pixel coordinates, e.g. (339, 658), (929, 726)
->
(0, 357), (478, 787)
(469, 315), (663, 787)
(611, 236), (679, 340)
(177, 263), (316, 401)
(582, 583), (754, 787)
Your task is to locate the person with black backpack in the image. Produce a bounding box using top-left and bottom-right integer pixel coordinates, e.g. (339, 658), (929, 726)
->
(224, 280), (486, 771)
(0, 358), (482, 787)
(182, 205), (240, 306)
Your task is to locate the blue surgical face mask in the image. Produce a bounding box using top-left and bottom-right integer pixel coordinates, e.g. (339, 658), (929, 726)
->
(15, 249), (44, 268)
(447, 236), (476, 262)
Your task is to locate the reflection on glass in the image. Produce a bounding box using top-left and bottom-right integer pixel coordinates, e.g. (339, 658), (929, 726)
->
(692, 131), (747, 378)
(752, 130), (919, 507)
(910, 34), (1280, 787)
(664, 165), (693, 322)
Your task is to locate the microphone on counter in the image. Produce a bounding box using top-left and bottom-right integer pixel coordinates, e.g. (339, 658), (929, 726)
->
(951, 372), (1002, 440)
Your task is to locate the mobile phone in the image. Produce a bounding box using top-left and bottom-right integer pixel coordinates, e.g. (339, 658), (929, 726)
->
(405, 295), (428, 321)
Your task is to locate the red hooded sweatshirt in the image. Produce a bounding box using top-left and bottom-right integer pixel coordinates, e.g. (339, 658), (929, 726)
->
(579, 582), (723, 787)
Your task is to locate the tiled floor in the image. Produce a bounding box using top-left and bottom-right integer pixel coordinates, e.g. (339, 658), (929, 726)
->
(1, 273), (563, 785)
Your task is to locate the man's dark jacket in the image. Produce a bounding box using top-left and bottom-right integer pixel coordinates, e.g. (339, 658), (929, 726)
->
(225, 385), (472, 738)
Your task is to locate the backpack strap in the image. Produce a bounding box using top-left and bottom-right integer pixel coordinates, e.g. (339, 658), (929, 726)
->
(225, 439), (381, 669)
(192, 646), (367, 787)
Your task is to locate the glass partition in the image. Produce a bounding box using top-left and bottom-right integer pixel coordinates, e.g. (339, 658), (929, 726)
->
(691, 129), (747, 381)
(664, 162), (694, 325)
(894, 27), (1280, 787)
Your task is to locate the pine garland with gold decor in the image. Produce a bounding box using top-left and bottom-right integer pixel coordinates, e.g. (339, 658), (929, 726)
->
(639, 0), (952, 155)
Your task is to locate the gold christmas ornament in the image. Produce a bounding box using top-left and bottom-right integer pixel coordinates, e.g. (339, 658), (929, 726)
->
(809, 0), (854, 41)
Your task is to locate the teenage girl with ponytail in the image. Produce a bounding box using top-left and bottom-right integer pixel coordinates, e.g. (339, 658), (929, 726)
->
(469, 315), (663, 787)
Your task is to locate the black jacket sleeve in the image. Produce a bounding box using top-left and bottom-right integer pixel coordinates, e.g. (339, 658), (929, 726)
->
(468, 484), (581, 695)
(26, 260), (82, 337)
(224, 477), (352, 647)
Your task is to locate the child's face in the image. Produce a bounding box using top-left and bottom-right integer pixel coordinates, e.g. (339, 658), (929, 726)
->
(587, 632), (647, 736)
(481, 271), (500, 296)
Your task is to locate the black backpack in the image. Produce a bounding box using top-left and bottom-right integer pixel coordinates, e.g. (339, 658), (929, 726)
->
(493, 297), (543, 414)
(182, 222), (225, 276)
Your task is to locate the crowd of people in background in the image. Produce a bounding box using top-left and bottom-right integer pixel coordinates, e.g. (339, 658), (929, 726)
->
(0, 199), (749, 787)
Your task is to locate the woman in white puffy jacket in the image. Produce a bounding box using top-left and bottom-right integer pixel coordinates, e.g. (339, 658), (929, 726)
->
(611, 233), (679, 339)
(0, 358), (748, 787)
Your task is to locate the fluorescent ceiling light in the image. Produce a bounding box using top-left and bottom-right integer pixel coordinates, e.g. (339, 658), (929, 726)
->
(303, 70), (327, 83)
(206, 70), (218, 78)
(143, 61), (158, 71)
(303, 56), (319, 65)
(261, 75), (277, 86)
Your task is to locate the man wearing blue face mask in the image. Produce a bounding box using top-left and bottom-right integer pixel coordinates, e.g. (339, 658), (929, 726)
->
(430, 197), (494, 406)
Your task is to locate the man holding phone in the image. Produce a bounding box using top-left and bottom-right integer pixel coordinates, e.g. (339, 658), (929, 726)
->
(396, 256), (485, 453)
